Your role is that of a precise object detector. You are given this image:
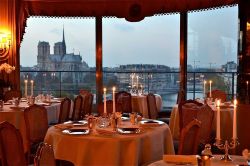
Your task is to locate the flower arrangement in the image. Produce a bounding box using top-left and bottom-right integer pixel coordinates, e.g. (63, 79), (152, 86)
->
(0, 63), (15, 74)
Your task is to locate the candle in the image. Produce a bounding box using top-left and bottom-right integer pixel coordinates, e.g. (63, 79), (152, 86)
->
(112, 87), (116, 113)
(209, 80), (212, 98)
(103, 88), (107, 114)
(216, 99), (221, 140)
(247, 81), (249, 96)
(30, 80), (34, 96)
(131, 74), (134, 88)
(24, 80), (28, 98)
(233, 99), (237, 139)
(136, 75), (139, 88)
(203, 80), (207, 98)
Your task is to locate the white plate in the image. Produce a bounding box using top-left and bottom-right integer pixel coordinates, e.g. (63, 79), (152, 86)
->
(62, 128), (89, 135)
(64, 120), (88, 126)
(139, 120), (164, 125)
(117, 127), (140, 134)
(121, 117), (130, 121)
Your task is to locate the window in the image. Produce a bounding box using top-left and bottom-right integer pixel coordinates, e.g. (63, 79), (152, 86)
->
(103, 15), (180, 107)
(187, 6), (238, 100)
(20, 17), (96, 100)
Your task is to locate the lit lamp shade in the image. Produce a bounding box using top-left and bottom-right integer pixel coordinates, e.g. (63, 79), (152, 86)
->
(0, 32), (11, 61)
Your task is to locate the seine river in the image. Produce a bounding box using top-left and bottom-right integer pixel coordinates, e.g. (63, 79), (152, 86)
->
(161, 92), (203, 108)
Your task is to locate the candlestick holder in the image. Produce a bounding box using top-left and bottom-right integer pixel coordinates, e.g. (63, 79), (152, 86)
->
(214, 138), (239, 161)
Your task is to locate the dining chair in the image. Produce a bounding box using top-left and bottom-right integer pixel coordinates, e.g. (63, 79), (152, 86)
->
(34, 142), (56, 166)
(176, 89), (185, 105)
(3, 90), (22, 102)
(197, 104), (214, 145)
(115, 91), (132, 113)
(71, 95), (83, 121)
(178, 99), (203, 132)
(236, 104), (250, 155)
(178, 119), (201, 155)
(24, 104), (48, 162)
(80, 91), (93, 117)
(58, 97), (72, 123)
(79, 89), (90, 95)
(207, 89), (227, 102)
(0, 121), (27, 166)
(98, 100), (113, 115)
(146, 93), (158, 119)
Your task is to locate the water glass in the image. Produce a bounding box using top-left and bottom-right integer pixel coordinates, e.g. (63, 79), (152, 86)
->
(0, 100), (3, 110)
(130, 113), (136, 125)
(13, 98), (20, 106)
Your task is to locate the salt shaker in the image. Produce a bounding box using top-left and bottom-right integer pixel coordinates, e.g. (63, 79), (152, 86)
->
(88, 115), (94, 130)
(198, 144), (212, 166)
(111, 113), (118, 131)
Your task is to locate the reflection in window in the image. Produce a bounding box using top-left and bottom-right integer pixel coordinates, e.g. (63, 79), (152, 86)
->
(187, 6), (238, 100)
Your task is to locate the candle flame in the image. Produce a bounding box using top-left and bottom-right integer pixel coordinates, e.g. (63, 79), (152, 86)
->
(247, 81), (249, 85)
(24, 80), (28, 83)
(216, 100), (221, 107)
(112, 87), (116, 91)
(103, 88), (107, 92)
(30, 80), (34, 83)
(209, 80), (212, 84)
(233, 99), (237, 107)
(204, 80), (207, 84)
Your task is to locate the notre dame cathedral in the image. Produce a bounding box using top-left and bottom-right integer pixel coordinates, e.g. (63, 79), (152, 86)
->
(37, 28), (89, 71)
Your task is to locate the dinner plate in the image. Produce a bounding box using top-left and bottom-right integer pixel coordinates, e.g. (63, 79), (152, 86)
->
(117, 127), (140, 134)
(35, 103), (51, 106)
(3, 102), (12, 105)
(10, 106), (26, 110)
(121, 117), (130, 121)
(139, 119), (164, 125)
(64, 120), (88, 126)
(62, 128), (89, 135)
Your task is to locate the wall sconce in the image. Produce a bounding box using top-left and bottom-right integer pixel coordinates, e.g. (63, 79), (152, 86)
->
(0, 32), (11, 61)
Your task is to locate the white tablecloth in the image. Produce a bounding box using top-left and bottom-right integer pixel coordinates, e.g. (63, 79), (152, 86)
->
(0, 101), (61, 152)
(45, 121), (174, 166)
(169, 104), (234, 140)
(148, 155), (247, 166)
(132, 94), (162, 118)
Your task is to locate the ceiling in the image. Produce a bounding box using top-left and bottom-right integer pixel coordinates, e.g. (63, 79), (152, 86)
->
(23, 0), (238, 22)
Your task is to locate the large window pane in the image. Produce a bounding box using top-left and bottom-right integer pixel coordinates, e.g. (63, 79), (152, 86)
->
(20, 17), (96, 101)
(103, 15), (180, 108)
(187, 6), (238, 100)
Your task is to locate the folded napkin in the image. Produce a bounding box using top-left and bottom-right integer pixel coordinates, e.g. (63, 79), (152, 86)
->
(163, 155), (198, 165)
(54, 123), (73, 130)
(95, 128), (116, 135)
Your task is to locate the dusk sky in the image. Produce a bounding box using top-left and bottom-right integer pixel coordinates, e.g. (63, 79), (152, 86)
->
(20, 6), (238, 68)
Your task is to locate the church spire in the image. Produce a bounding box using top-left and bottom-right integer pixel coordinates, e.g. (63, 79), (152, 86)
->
(62, 25), (66, 55)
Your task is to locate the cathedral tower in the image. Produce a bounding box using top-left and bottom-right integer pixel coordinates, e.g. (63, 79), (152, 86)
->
(54, 27), (66, 55)
(37, 41), (50, 70)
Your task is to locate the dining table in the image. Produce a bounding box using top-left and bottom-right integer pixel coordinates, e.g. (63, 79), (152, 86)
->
(44, 119), (174, 166)
(0, 99), (61, 152)
(169, 102), (235, 140)
(148, 155), (248, 166)
(131, 94), (162, 118)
